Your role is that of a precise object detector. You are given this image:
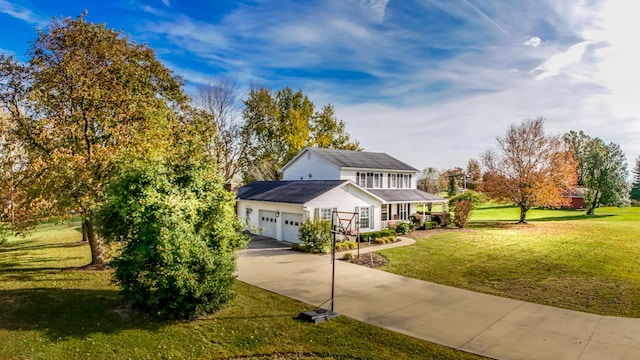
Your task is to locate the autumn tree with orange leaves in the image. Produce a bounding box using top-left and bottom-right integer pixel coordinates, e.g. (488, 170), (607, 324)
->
(480, 118), (577, 223)
(0, 14), (187, 265)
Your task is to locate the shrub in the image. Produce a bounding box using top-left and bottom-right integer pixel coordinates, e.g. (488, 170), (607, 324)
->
(341, 252), (355, 260)
(395, 222), (415, 235)
(97, 157), (248, 320)
(298, 219), (332, 254)
(423, 221), (437, 230)
(335, 240), (357, 252)
(431, 213), (452, 227)
(373, 236), (396, 244)
(360, 229), (397, 242)
(448, 190), (483, 228)
(451, 199), (472, 228)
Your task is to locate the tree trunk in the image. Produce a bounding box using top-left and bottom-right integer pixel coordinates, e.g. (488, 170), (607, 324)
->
(519, 206), (528, 223)
(83, 217), (105, 266)
(81, 221), (89, 242)
(587, 190), (599, 215)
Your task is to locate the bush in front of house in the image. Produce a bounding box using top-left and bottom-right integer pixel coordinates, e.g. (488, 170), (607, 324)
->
(395, 222), (415, 235)
(360, 229), (397, 242)
(423, 221), (438, 230)
(335, 240), (358, 252)
(297, 219), (332, 253)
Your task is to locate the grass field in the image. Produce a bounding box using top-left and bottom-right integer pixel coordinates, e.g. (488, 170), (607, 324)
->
(0, 221), (486, 360)
(381, 205), (640, 317)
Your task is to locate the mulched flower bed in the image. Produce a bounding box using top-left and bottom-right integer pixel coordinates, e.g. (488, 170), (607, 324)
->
(343, 252), (388, 268)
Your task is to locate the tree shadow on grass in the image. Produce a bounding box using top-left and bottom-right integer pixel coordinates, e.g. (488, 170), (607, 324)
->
(0, 240), (86, 253)
(0, 287), (161, 340)
(469, 213), (615, 229)
(532, 214), (614, 222)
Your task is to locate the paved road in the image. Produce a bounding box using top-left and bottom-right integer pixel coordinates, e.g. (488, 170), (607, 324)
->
(236, 237), (640, 360)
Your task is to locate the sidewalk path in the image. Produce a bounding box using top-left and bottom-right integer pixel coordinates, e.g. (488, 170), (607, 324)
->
(236, 237), (640, 360)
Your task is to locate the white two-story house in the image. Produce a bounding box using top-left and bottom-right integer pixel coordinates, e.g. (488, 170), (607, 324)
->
(236, 147), (446, 243)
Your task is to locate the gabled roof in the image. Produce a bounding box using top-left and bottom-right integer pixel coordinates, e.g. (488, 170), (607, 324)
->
(369, 189), (446, 203)
(237, 180), (349, 204)
(280, 147), (419, 173)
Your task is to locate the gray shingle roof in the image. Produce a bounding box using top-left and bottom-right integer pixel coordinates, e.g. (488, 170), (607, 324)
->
(368, 189), (446, 203)
(237, 180), (348, 204)
(308, 148), (418, 172)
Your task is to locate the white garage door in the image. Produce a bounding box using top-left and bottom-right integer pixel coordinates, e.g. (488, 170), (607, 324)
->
(282, 212), (303, 243)
(258, 210), (277, 239)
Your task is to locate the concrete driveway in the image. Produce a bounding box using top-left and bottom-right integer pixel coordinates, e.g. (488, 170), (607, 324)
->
(236, 237), (640, 360)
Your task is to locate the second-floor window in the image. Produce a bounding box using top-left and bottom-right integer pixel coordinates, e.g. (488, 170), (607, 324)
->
(374, 173), (381, 188)
(389, 174), (397, 188)
(403, 174), (410, 188)
(358, 173), (366, 187)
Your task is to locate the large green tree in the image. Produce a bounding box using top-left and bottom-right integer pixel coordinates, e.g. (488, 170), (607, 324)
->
(0, 14), (186, 265)
(481, 118), (577, 223)
(566, 132), (629, 214)
(241, 85), (360, 181)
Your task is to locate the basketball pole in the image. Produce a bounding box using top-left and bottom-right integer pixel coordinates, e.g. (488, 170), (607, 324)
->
(331, 215), (336, 312)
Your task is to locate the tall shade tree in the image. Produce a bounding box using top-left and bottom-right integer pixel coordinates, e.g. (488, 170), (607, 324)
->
(481, 118), (577, 223)
(310, 104), (360, 150)
(242, 85), (359, 181)
(0, 14), (186, 265)
(566, 133), (629, 214)
(465, 158), (482, 190)
(632, 156), (640, 201)
(417, 167), (441, 194)
(195, 77), (251, 183)
(564, 130), (591, 185)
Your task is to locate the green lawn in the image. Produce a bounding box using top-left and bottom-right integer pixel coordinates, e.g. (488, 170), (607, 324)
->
(0, 221), (486, 360)
(381, 205), (640, 317)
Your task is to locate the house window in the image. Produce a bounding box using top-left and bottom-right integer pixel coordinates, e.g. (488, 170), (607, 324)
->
(359, 207), (370, 229)
(359, 172), (366, 187)
(403, 174), (410, 188)
(374, 173), (381, 188)
(320, 208), (333, 221)
(366, 173), (373, 188)
(390, 174), (397, 188)
(398, 203), (408, 220)
(381, 205), (388, 221)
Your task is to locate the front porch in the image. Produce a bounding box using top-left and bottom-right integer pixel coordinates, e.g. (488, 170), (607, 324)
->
(380, 201), (447, 229)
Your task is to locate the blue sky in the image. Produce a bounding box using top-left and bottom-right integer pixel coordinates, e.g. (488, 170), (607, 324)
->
(1, 0), (638, 172)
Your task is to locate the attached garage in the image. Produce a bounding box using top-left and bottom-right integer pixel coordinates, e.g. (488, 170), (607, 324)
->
(236, 180), (383, 243)
(282, 212), (303, 243)
(258, 210), (277, 239)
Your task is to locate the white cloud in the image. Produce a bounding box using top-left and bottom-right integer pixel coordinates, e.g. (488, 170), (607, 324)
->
(160, 0), (171, 7)
(530, 41), (592, 80)
(0, 0), (46, 26)
(354, 0), (389, 22)
(524, 36), (542, 48)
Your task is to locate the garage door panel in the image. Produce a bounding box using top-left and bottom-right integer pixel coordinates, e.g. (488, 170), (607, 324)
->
(258, 210), (277, 239)
(282, 212), (303, 243)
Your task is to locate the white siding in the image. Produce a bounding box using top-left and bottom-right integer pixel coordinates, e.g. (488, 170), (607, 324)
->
(305, 183), (382, 232)
(237, 200), (306, 242)
(282, 150), (340, 180)
(339, 169), (358, 183)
